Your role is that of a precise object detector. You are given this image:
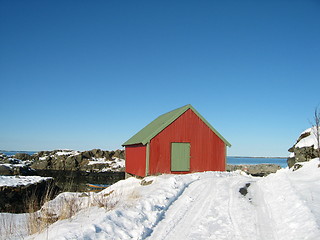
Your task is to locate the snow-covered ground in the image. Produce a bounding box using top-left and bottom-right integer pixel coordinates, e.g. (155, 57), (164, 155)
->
(1, 159), (319, 240)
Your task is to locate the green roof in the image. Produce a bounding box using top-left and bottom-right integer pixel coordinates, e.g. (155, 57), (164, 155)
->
(122, 104), (231, 147)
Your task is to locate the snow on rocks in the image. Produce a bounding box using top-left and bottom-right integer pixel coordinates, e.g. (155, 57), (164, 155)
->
(295, 127), (319, 149)
(288, 126), (320, 168)
(31, 149), (125, 172)
(55, 150), (80, 156)
(88, 157), (125, 171)
(0, 176), (52, 187)
(0, 176), (57, 214)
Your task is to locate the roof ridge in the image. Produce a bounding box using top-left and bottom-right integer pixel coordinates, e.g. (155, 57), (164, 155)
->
(141, 105), (191, 144)
(122, 104), (231, 147)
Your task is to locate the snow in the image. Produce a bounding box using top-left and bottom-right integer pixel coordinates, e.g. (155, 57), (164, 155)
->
(250, 161), (320, 239)
(1, 159), (320, 240)
(88, 157), (125, 171)
(0, 176), (52, 187)
(55, 150), (80, 156)
(88, 157), (107, 165)
(0, 163), (26, 168)
(289, 152), (295, 158)
(295, 126), (319, 149)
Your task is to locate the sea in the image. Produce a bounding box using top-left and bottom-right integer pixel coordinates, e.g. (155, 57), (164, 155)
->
(1, 151), (38, 156)
(227, 156), (288, 168)
(1, 151), (289, 168)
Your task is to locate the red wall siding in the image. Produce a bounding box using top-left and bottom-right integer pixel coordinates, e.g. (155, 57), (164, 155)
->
(149, 109), (226, 175)
(125, 144), (146, 177)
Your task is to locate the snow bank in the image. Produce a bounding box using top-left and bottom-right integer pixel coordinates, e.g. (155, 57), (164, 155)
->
(251, 158), (320, 239)
(27, 173), (201, 239)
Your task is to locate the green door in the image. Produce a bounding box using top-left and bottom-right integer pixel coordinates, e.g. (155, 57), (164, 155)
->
(171, 142), (190, 171)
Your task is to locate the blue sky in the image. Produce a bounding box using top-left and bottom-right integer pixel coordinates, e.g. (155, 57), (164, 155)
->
(1, 0), (319, 156)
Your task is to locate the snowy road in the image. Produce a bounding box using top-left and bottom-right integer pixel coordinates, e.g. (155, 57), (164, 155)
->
(147, 176), (259, 240)
(145, 162), (320, 240)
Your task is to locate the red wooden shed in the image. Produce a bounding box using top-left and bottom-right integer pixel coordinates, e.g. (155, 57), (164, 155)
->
(122, 104), (231, 177)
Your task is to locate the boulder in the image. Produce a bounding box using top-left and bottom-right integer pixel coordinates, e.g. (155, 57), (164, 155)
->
(65, 156), (79, 171)
(113, 149), (125, 159)
(82, 151), (94, 159)
(13, 153), (32, 161)
(0, 178), (60, 213)
(287, 127), (320, 168)
(0, 165), (12, 175)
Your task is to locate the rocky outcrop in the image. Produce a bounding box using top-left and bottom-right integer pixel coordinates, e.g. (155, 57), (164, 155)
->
(30, 149), (125, 172)
(287, 127), (320, 168)
(0, 164), (36, 175)
(0, 178), (59, 213)
(0, 154), (36, 176)
(0, 149), (125, 175)
(226, 164), (281, 176)
(13, 153), (33, 161)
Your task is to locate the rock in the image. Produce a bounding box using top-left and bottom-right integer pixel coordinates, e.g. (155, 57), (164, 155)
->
(140, 179), (153, 186)
(13, 153), (32, 161)
(0, 164), (36, 176)
(0, 165), (12, 175)
(30, 149), (125, 172)
(91, 149), (104, 158)
(287, 127), (319, 168)
(0, 178), (60, 213)
(239, 183), (251, 196)
(226, 164), (281, 176)
(11, 165), (36, 175)
(65, 156), (79, 171)
(82, 151), (94, 159)
(31, 159), (49, 170)
(292, 163), (304, 171)
(113, 149), (125, 159)
(287, 157), (296, 169)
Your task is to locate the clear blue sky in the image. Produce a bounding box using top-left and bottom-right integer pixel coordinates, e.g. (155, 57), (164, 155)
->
(1, 0), (319, 156)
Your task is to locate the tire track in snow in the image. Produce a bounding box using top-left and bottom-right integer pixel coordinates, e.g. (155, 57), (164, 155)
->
(228, 180), (245, 240)
(145, 178), (215, 240)
(146, 175), (256, 240)
(250, 182), (277, 240)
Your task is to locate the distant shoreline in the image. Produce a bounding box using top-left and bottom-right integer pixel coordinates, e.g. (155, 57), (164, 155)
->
(0, 151), (287, 159)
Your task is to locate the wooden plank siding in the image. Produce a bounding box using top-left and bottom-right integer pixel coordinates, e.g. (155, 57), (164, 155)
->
(125, 144), (146, 177)
(148, 109), (226, 175)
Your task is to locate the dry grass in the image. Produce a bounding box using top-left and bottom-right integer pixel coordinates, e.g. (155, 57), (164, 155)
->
(25, 187), (125, 237)
(90, 190), (123, 210)
(57, 196), (83, 220)
(2, 181), (138, 239)
(26, 189), (50, 235)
